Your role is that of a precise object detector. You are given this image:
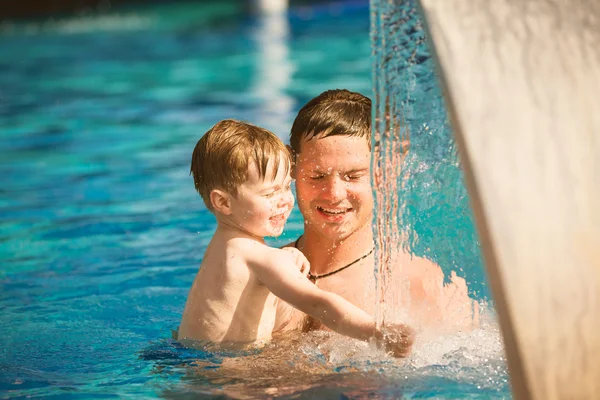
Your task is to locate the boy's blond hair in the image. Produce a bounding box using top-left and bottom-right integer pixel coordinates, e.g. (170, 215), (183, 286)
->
(191, 119), (290, 211)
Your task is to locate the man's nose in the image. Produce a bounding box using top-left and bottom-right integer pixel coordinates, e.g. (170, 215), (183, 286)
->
(321, 176), (346, 202)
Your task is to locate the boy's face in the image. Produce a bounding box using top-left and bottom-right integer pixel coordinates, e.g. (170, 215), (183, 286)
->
(229, 155), (294, 238)
(294, 135), (373, 242)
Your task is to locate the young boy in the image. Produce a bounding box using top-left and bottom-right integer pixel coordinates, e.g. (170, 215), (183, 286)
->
(177, 119), (414, 357)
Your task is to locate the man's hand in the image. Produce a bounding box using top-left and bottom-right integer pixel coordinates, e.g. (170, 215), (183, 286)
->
(280, 247), (310, 277)
(375, 323), (415, 358)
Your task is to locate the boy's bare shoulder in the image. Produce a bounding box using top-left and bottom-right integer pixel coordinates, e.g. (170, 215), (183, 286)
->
(227, 237), (281, 260)
(228, 237), (266, 251)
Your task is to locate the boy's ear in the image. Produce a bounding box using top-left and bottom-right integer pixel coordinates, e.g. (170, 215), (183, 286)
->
(210, 189), (232, 215)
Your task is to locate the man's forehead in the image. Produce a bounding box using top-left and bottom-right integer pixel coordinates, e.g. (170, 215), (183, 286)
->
(296, 152), (370, 173)
(306, 165), (369, 175)
(297, 135), (370, 154)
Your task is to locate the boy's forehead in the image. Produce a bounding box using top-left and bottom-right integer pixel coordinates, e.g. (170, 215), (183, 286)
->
(246, 158), (290, 184)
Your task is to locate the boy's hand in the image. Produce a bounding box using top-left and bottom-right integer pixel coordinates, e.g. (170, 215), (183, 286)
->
(375, 323), (415, 358)
(281, 247), (310, 277)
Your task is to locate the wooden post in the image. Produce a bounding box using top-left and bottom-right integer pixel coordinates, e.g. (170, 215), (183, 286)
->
(416, 0), (600, 399)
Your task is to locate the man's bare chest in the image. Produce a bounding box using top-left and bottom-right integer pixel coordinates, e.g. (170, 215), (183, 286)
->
(301, 272), (376, 331)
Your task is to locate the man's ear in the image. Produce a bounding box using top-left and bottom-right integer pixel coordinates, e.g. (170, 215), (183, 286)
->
(210, 189), (232, 215)
(286, 145), (297, 178)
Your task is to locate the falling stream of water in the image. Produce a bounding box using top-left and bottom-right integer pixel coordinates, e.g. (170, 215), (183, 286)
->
(372, 0), (484, 327)
(370, 2), (511, 395)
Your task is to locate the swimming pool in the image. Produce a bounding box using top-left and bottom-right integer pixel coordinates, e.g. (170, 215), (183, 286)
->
(0, 1), (509, 398)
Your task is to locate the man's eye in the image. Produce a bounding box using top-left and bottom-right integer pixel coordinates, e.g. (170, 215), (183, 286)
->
(310, 175), (325, 180)
(263, 192), (276, 198)
(345, 175), (361, 181)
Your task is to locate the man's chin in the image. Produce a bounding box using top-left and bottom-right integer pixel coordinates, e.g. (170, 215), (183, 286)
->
(311, 224), (356, 242)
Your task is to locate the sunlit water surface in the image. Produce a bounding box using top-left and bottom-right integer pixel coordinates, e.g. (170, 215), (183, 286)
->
(1, 1), (509, 398)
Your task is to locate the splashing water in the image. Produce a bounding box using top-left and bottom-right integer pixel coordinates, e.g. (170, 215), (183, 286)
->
(163, 306), (508, 398)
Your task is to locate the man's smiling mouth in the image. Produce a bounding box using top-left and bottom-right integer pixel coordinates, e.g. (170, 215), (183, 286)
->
(317, 206), (352, 215)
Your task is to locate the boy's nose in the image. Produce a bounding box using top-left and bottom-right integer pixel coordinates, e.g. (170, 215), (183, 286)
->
(278, 190), (294, 208)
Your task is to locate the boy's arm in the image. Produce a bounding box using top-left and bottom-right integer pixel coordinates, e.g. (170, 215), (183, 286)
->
(248, 247), (405, 344)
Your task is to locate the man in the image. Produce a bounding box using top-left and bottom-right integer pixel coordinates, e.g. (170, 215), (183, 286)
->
(274, 89), (478, 337)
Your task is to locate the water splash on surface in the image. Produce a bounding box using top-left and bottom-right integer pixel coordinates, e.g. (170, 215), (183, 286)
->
(151, 305), (508, 399)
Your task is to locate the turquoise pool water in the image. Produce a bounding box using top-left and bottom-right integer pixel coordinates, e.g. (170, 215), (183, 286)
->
(1, 1), (509, 398)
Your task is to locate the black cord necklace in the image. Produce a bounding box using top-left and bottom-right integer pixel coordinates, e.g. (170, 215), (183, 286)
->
(294, 236), (375, 283)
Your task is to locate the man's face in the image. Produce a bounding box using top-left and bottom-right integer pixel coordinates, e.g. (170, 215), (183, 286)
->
(294, 135), (373, 242)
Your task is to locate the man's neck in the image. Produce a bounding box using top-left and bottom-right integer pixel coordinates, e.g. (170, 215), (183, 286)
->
(300, 224), (374, 275)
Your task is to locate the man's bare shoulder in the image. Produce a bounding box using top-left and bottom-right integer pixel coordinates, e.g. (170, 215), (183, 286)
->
(391, 250), (444, 283)
(389, 250), (479, 332)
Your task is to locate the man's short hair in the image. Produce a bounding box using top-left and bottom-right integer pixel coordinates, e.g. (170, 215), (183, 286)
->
(290, 89), (371, 156)
(191, 119), (290, 211)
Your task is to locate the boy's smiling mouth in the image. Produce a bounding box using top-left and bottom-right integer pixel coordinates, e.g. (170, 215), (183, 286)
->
(269, 212), (288, 224)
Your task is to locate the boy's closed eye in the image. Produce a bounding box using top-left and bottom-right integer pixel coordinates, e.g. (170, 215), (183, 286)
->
(262, 182), (292, 198)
